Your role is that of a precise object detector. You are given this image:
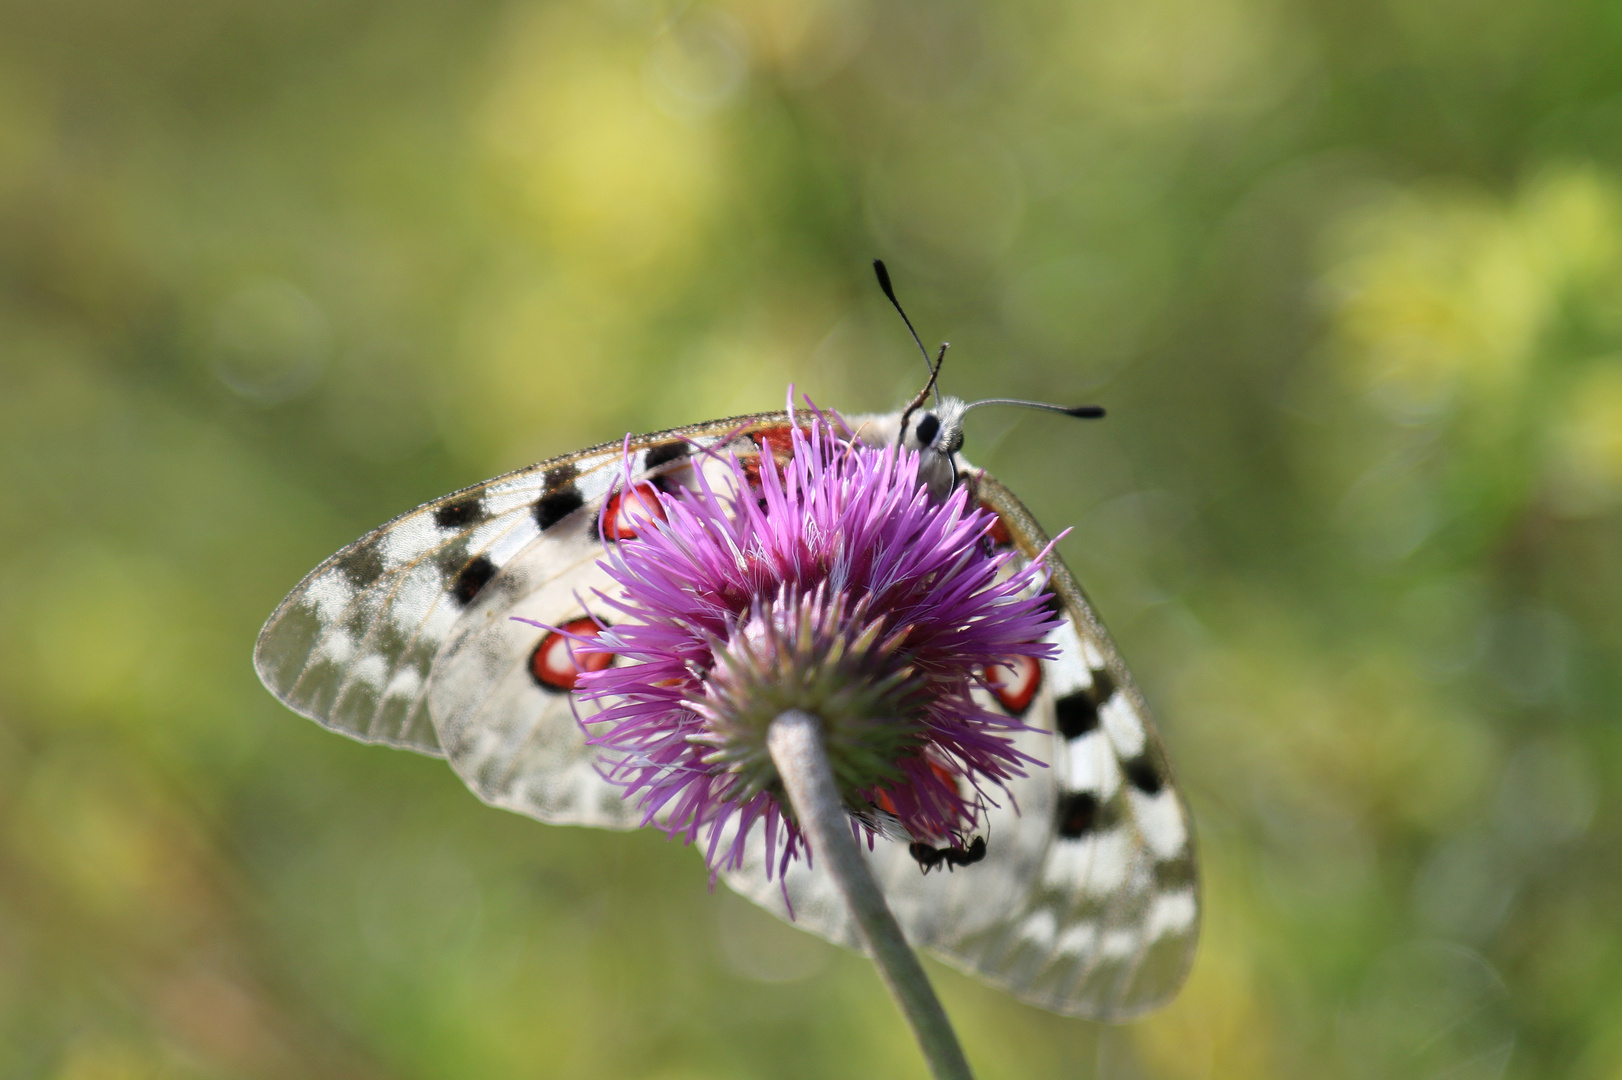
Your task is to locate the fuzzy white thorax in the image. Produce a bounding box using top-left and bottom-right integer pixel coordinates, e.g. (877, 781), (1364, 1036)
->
(844, 395), (970, 501)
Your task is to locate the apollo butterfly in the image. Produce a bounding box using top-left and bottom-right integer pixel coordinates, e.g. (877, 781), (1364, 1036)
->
(253, 264), (1198, 1019)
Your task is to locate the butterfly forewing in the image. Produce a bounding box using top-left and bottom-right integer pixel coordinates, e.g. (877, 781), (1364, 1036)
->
(252, 413), (784, 759)
(425, 423), (787, 828)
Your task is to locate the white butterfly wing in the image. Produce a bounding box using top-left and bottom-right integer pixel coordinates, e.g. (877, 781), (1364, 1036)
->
(424, 426), (771, 827)
(424, 515), (637, 827)
(250, 465), (593, 756)
(257, 412), (1198, 1017)
(252, 414), (781, 763)
(718, 467), (1199, 1020)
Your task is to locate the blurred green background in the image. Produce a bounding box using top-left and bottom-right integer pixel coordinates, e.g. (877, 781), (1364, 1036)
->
(2, 0), (1620, 1076)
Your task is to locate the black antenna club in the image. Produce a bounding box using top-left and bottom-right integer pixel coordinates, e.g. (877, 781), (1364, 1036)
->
(872, 259), (937, 383)
(960, 399), (1107, 421)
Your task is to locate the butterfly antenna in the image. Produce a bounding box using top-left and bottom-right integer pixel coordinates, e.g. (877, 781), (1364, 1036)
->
(899, 342), (950, 433)
(873, 260), (941, 395)
(961, 398), (1106, 420)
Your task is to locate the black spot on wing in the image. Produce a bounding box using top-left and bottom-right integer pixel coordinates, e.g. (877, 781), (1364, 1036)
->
(342, 601), (373, 640)
(434, 496), (484, 531)
(372, 615), (410, 662)
(534, 488), (585, 530)
(1042, 589), (1066, 615)
(644, 440), (690, 468)
(1154, 857), (1196, 890)
(337, 544), (384, 588)
(1056, 690), (1099, 739)
(1123, 755), (1163, 796)
(545, 463), (579, 488)
(1054, 669), (1117, 740)
(1056, 792), (1104, 839)
(451, 554), (497, 606)
(1089, 668), (1117, 705)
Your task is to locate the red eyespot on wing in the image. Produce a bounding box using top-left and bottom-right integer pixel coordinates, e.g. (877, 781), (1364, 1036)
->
(925, 758), (962, 791)
(602, 481), (666, 541)
(985, 655), (1041, 715)
(530, 617), (614, 691)
(980, 503), (1013, 549)
(875, 759), (966, 817)
(740, 424), (800, 489)
(749, 424), (798, 459)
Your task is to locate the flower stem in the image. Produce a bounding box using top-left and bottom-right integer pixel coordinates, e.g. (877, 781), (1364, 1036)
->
(766, 710), (976, 1080)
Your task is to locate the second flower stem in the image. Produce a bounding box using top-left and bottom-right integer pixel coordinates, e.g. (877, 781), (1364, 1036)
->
(766, 710), (976, 1080)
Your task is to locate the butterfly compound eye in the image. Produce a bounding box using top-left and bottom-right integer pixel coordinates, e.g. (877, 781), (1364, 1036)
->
(915, 413), (941, 447)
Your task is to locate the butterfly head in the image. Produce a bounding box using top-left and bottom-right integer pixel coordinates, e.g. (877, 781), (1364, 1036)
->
(898, 395), (969, 499)
(846, 392), (969, 499)
(900, 396), (967, 458)
(870, 260), (1104, 499)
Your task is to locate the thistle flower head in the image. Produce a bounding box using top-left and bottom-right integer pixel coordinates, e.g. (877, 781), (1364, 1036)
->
(574, 414), (1060, 879)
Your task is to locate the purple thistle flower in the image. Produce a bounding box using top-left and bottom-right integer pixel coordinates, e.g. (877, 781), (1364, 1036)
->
(572, 414), (1061, 881)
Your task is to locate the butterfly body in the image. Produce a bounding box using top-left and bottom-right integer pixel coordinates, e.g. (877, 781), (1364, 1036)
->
(255, 402), (1198, 1019)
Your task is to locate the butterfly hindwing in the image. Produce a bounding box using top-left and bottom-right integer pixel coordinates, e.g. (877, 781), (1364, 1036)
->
(717, 466), (1197, 1020)
(717, 699), (1055, 953)
(424, 504), (633, 826)
(963, 469), (1198, 1017)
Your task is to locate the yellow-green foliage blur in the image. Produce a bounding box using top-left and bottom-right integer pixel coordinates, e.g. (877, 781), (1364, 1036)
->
(1, 0), (1618, 1077)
